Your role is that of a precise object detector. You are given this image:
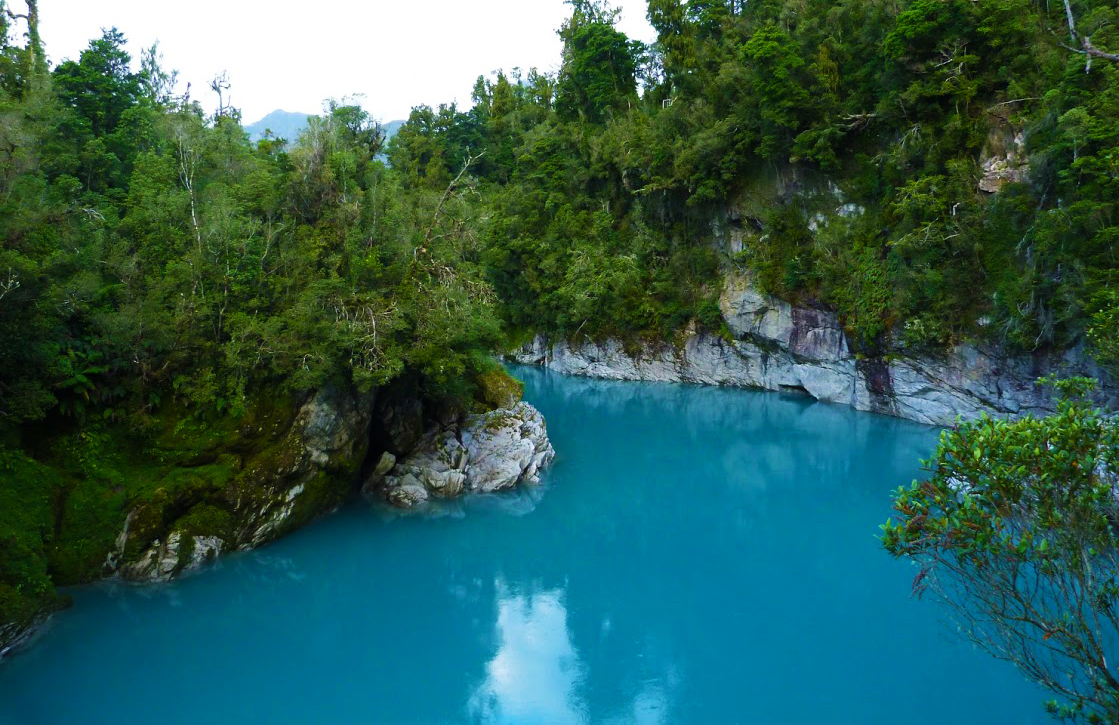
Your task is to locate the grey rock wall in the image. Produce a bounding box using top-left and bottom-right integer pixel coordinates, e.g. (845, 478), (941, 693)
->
(113, 385), (377, 584)
(512, 275), (1116, 427)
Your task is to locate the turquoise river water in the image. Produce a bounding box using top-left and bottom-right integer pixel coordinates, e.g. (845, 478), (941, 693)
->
(0, 367), (1050, 724)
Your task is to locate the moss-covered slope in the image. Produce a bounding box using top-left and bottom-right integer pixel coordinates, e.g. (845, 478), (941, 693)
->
(0, 384), (374, 656)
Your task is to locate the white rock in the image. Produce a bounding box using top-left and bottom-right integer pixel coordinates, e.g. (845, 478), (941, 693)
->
(377, 402), (556, 508)
(119, 532), (226, 583)
(510, 274), (1116, 427)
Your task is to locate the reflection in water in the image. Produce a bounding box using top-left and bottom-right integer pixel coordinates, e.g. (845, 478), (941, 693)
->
(469, 580), (675, 725)
(470, 582), (586, 724)
(371, 481), (549, 521)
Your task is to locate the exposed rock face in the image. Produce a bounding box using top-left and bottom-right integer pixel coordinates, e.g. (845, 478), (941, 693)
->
(512, 276), (1116, 427)
(118, 532), (225, 583)
(369, 402), (556, 509)
(0, 615), (52, 661)
(979, 128), (1028, 193)
(113, 384), (377, 585)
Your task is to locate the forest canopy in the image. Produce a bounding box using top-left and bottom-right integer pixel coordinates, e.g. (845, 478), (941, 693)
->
(387, 0), (1119, 363)
(0, 18), (507, 424)
(5, 0), (1119, 425)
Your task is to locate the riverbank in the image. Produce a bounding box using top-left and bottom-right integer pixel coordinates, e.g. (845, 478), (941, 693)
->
(0, 372), (553, 661)
(511, 275), (1117, 427)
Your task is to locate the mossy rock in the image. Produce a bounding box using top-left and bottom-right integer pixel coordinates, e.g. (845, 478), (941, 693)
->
(279, 471), (350, 537)
(175, 503), (234, 541)
(1, 382), (369, 639)
(475, 365), (524, 411)
(151, 391), (297, 466)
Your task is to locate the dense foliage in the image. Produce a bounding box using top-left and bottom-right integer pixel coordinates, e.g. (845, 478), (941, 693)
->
(0, 25), (502, 425)
(0, 9), (504, 636)
(882, 379), (1119, 722)
(386, 0), (1119, 357)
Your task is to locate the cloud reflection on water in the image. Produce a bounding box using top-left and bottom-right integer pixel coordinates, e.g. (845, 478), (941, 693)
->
(469, 581), (587, 724)
(468, 579), (678, 725)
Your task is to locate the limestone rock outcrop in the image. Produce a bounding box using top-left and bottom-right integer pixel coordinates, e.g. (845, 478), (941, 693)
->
(118, 532), (225, 583)
(512, 275), (1116, 427)
(112, 384), (376, 584)
(369, 402), (556, 509)
(979, 128), (1028, 194)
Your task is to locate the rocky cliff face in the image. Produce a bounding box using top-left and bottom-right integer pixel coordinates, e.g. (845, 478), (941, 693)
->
(108, 385), (377, 584)
(1, 386), (379, 660)
(512, 275), (1116, 427)
(1, 381), (555, 661)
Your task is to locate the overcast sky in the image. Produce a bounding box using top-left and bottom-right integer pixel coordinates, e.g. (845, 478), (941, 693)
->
(35, 0), (656, 125)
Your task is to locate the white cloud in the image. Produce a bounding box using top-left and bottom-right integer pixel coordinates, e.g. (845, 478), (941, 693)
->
(36, 0), (656, 124)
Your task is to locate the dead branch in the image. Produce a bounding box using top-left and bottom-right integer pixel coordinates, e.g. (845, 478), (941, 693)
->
(1062, 0), (1119, 71)
(423, 151), (485, 249)
(843, 112), (878, 131)
(0, 268), (19, 302)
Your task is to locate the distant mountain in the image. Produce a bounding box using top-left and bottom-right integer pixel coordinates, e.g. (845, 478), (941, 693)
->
(244, 111), (406, 155)
(244, 110), (313, 143)
(378, 119), (406, 162)
(382, 119), (405, 144)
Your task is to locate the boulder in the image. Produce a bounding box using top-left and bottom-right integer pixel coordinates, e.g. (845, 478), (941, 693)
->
(373, 402), (556, 509)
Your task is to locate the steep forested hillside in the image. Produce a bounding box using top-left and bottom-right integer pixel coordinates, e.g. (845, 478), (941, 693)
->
(389, 0), (1119, 366)
(0, 11), (505, 642)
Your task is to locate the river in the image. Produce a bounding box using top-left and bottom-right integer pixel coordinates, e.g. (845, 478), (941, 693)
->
(0, 367), (1049, 724)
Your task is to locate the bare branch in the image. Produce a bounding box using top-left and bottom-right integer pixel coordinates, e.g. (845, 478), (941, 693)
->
(1061, 0), (1119, 70)
(1064, 0), (1080, 41)
(0, 268), (19, 302)
(423, 151), (485, 249)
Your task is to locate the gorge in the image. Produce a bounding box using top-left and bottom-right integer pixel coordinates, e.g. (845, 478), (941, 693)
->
(2, 0), (1119, 719)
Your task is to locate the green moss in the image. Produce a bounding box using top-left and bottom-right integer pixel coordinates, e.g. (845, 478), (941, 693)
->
(122, 490), (170, 563)
(483, 409), (518, 433)
(475, 364), (524, 411)
(269, 472), (349, 542)
(176, 533), (196, 571)
(175, 503), (234, 541)
(0, 448), (67, 633)
(152, 391), (295, 466)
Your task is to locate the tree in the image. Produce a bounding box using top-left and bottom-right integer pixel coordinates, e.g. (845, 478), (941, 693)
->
(646, 0), (695, 85)
(51, 28), (144, 192)
(53, 28), (141, 137)
(556, 1), (642, 123)
(1, 0), (43, 81)
(739, 24), (819, 162)
(882, 379), (1119, 723)
(1060, 0), (1119, 69)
